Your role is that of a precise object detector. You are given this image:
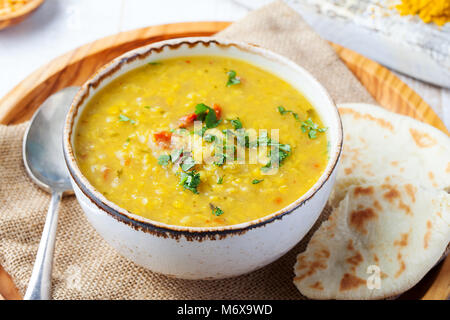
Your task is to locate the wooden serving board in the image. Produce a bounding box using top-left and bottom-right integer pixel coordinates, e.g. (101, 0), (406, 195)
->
(0, 21), (448, 300)
(0, 0), (45, 30)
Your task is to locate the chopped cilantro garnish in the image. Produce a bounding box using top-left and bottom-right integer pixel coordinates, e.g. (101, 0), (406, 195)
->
(144, 106), (152, 109)
(234, 129), (252, 148)
(214, 153), (227, 167)
(181, 156), (196, 172)
(204, 134), (216, 142)
(277, 143), (291, 153)
(278, 106), (326, 139)
(273, 143), (291, 163)
(226, 70), (241, 87)
(158, 154), (171, 166)
(157, 155), (170, 166)
(229, 118), (242, 130)
(118, 114), (136, 124)
(212, 207), (224, 216)
(217, 176), (224, 184)
(261, 142), (291, 171)
(148, 61), (161, 65)
(257, 131), (271, 146)
(277, 106), (287, 114)
(277, 106), (299, 120)
(170, 149), (183, 163)
(195, 103), (209, 117)
(308, 130), (317, 139)
(205, 108), (220, 129)
(179, 170), (201, 194)
(215, 149), (235, 166)
(194, 103), (221, 129)
(260, 163), (272, 173)
(210, 204), (224, 216)
(301, 118), (327, 139)
(252, 179), (264, 184)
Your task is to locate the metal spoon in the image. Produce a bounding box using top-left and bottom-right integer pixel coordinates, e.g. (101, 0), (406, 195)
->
(22, 87), (80, 300)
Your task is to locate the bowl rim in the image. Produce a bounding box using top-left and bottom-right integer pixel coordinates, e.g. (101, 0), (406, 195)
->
(63, 36), (343, 237)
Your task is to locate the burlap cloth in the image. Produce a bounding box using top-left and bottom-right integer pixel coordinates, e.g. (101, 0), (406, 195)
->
(0, 1), (376, 300)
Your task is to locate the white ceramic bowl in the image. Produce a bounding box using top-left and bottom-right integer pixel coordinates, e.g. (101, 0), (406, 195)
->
(63, 37), (343, 280)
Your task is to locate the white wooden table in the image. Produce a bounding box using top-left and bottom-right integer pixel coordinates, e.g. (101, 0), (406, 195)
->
(0, 0), (448, 129)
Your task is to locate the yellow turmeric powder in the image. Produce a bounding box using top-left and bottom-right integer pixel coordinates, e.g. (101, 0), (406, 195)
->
(396, 0), (450, 26)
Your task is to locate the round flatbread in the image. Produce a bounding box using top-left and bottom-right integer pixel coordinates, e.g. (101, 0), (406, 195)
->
(330, 103), (450, 206)
(294, 179), (450, 300)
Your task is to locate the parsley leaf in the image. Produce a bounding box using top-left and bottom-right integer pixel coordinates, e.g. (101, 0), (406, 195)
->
(229, 118), (243, 130)
(158, 154), (171, 166)
(194, 103), (209, 118)
(179, 170), (201, 194)
(210, 204), (224, 216)
(148, 61), (161, 65)
(181, 156), (196, 172)
(194, 103), (221, 129)
(205, 107), (220, 129)
(277, 143), (291, 153)
(226, 70), (241, 87)
(235, 129), (250, 147)
(217, 176), (224, 184)
(170, 149), (183, 163)
(252, 179), (264, 184)
(301, 118), (327, 139)
(118, 114), (136, 124)
(214, 153), (227, 167)
(277, 106), (299, 121)
(204, 134), (216, 142)
(277, 106), (287, 114)
(261, 142), (291, 171)
(260, 163), (272, 173)
(257, 131), (271, 146)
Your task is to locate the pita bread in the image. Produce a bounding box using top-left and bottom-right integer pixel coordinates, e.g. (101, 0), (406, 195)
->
(330, 103), (450, 206)
(294, 179), (450, 300)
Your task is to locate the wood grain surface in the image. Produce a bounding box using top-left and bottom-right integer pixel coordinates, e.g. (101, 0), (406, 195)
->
(0, 21), (448, 300)
(0, 0), (45, 30)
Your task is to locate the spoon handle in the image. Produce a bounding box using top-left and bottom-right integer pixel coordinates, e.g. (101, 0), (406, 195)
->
(24, 191), (62, 300)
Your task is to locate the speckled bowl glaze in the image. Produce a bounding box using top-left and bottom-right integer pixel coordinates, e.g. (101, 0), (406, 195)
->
(63, 37), (343, 279)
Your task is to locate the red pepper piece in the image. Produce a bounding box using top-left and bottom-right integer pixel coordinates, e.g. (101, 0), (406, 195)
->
(213, 104), (221, 119)
(178, 113), (197, 128)
(153, 131), (172, 149)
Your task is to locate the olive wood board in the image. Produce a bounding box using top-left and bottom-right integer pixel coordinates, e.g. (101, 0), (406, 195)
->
(0, 21), (448, 300)
(0, 0), (45, 30)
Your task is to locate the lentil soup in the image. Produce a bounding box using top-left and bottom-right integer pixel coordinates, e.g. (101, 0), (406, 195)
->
(74, 56), (328, 227)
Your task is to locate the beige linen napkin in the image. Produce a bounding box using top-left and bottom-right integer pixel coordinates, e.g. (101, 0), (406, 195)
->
(0, 0), (375, 299)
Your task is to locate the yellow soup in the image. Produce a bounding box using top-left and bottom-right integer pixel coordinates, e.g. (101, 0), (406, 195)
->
(74, 56), (328, 227)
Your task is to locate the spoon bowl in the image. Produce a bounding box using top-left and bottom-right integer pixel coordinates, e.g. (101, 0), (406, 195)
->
(22, 86), (79, 299)
(23, 87), (78, 194)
